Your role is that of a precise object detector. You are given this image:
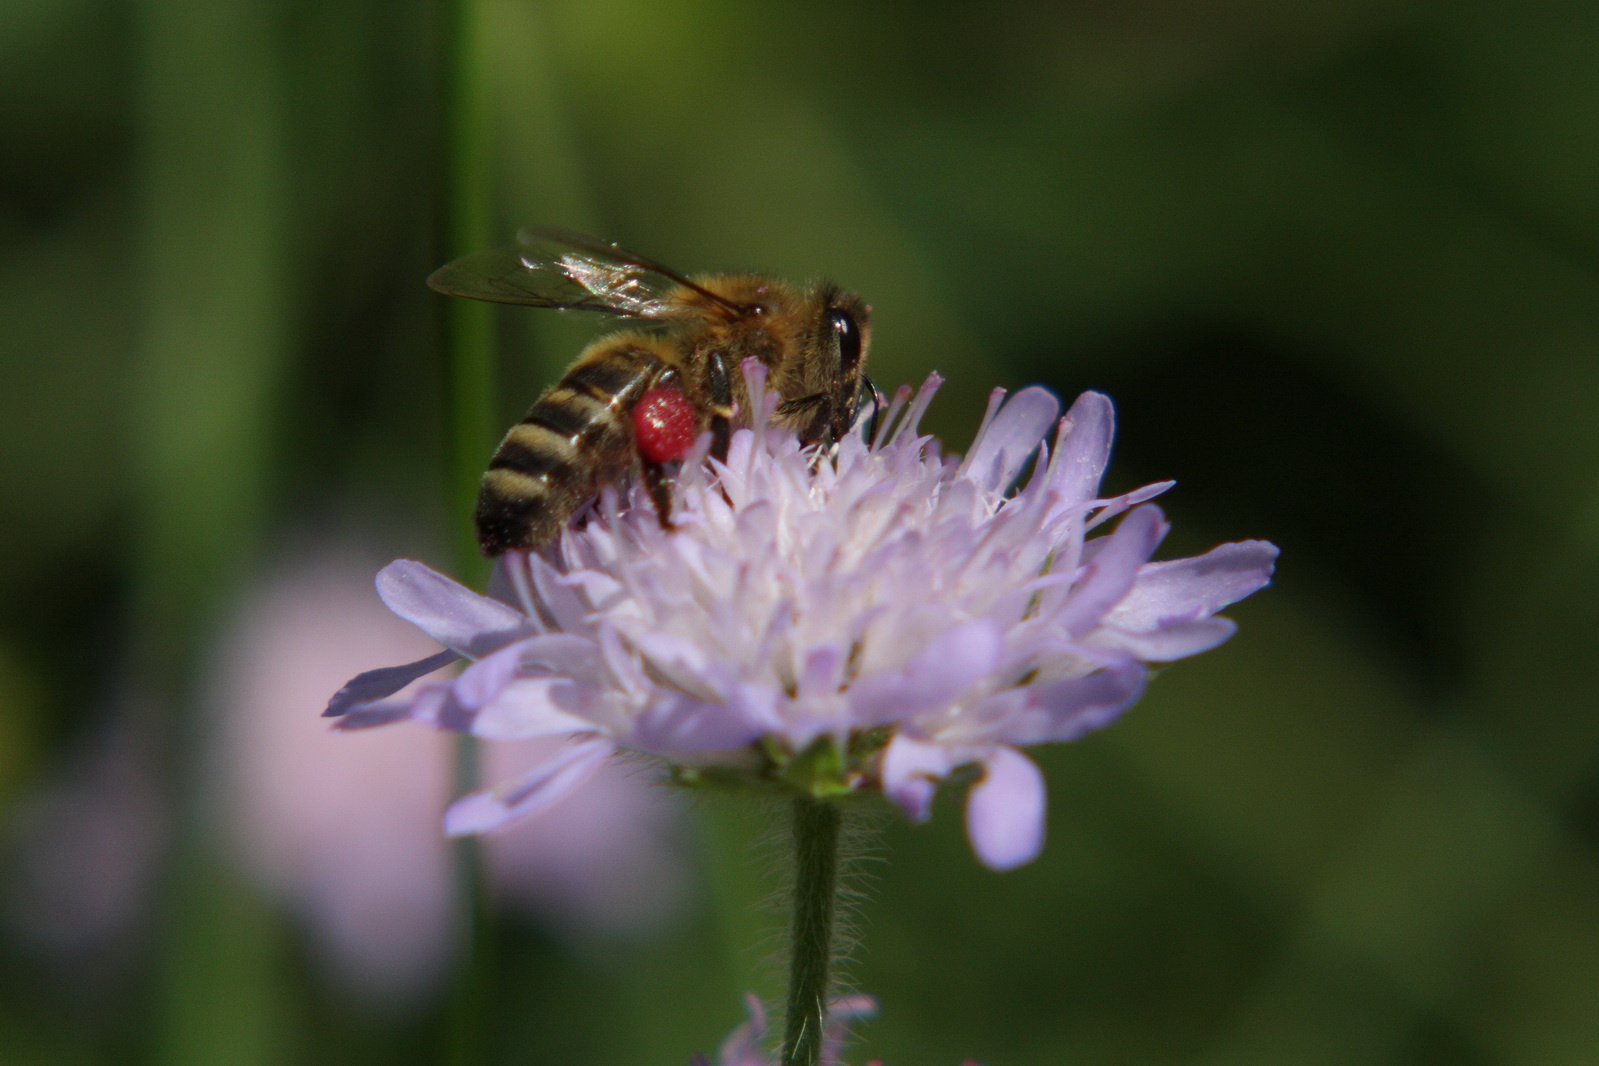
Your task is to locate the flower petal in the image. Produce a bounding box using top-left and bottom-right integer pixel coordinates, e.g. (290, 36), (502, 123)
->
(471, 679), (597, 740)
(631, 695), (766, 754)
(966, 746), (1046, 871)
(881, 734), (954, 822)
(1056, 505), (1167, 636)
(627, 630), (721, 703)
(961, 387), (1059, 493)
(1084, 480), (1174, 530)
(526, 552), (592, 632)
(1045, 390), (1114, 506)
(443, 737), (613, 835)
(716, 994), (767, 1066)
(1107, 540), (1280, 630)
(377, 559), (528, 658)
(327, 698), (419, 730)
(520, 633), (608, 682)
(423, 641), (532, 733)
(820, 994), (879, 1066)
(322, 649), (458, 718)
(798, 643), (847, 701)
(1014, 660), (1147, 744)
(1094, 617), (1238, 661)
(452, 641), (525, 710)
(332, 681), (450, 732)
(849, 620), (1004, 724)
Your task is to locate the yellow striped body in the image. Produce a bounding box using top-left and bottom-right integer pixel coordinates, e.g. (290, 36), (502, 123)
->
(475, 336), (671, 554)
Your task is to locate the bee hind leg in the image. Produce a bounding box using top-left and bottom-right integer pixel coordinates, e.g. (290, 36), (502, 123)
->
(629, 367), (697, 532)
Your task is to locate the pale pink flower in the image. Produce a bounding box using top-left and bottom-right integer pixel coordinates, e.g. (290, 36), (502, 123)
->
(690, 995), (981, 1066)
(692, 994), (877, 1066)
(328, 368), (1277, 870)
(210, 547), (456, 1006)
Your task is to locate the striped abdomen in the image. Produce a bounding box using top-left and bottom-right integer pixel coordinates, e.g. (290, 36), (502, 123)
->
(475, 343), (664, 555)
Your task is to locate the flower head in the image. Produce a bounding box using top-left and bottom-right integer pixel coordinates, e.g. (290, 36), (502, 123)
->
(326, 366), (1277, 869)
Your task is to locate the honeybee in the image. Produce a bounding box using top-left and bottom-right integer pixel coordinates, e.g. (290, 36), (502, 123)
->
(428, 227), (877, 556)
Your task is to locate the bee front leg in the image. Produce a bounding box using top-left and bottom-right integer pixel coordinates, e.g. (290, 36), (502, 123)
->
(773, 393), (832, 444)
(706, 350), (733, 462)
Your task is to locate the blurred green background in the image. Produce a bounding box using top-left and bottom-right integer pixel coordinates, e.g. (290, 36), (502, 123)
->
(3, 0), (1598, 1063)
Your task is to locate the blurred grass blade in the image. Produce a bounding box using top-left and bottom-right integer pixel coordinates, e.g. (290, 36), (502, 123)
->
(439, 0), (496, 1062)
(134, 0), (294, 1063)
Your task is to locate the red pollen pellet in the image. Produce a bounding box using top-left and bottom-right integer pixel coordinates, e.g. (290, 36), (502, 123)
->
(633, 385), (698, 464)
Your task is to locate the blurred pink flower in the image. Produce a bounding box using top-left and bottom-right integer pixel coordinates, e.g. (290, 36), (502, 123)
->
(1, 713), (165, 982)
(208, 545), (456, 1006)
(693, 994), (876, 1066)
(692, 995), (979, 1066)
(208, 543), (690, 1007)
(480, 738), (688, 936)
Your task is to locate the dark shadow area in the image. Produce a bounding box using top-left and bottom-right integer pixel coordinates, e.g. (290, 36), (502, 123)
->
(1022, 323), (1489, 697)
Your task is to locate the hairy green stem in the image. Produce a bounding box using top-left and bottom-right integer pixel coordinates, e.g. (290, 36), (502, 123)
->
(781, 796), (844, 1066)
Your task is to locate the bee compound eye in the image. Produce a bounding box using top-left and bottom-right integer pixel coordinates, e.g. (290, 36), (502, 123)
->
(825, 308), (861, 375)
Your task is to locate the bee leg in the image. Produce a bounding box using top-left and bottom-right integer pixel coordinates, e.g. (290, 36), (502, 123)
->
(641, 457), (676, 530)
(774, 393), (831, 444)
(849, 376), (888, 442)
(707, 351), (733, 462)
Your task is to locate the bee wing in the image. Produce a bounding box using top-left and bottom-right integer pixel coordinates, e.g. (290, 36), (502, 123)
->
(427, 226), (735, 318)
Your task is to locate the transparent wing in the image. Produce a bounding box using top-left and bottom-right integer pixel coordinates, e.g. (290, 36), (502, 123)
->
(427, 226), (736, 318)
